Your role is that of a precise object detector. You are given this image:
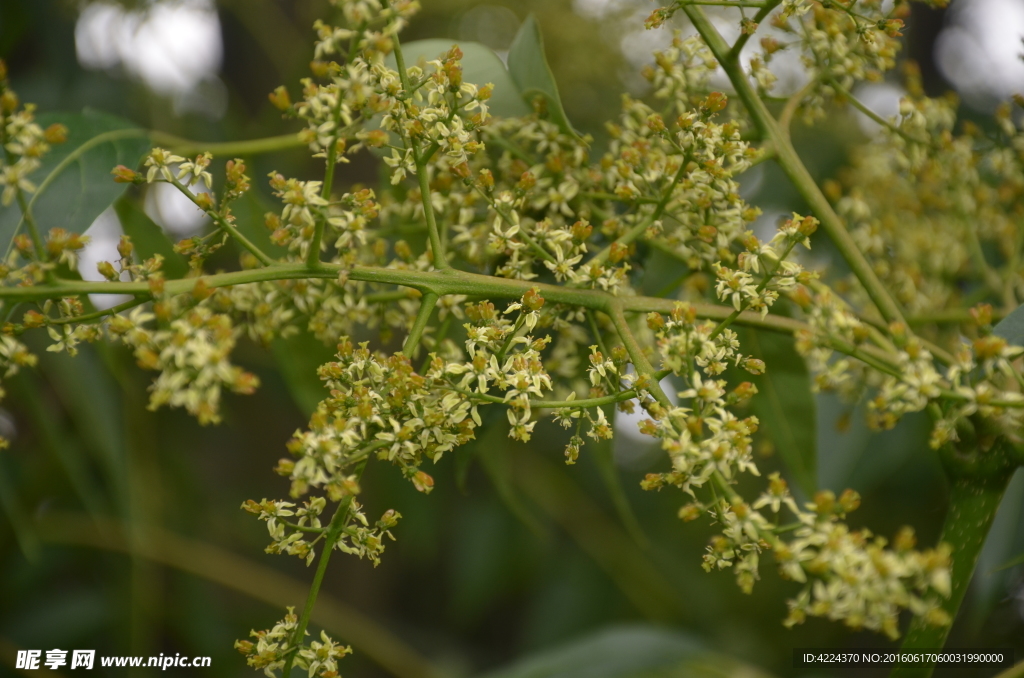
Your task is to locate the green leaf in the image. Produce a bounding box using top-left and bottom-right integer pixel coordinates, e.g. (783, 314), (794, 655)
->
(113, 194), (189, 279)
(993, 304), (1024, 345)
(390, 40), (531, 119)
(972, 468), (1024, 624)
(507, 15), (579, 139)
(0, 109), (151, 251)
(478, 625), (776, 678)
(742, 330), (817, 496)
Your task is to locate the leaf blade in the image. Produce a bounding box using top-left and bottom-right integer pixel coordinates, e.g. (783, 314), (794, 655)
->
(389, 39), (530, 119)
(507, 15), (579, 138)
(0, 109), (151, 251)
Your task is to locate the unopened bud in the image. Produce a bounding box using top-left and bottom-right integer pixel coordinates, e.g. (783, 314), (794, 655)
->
(97, 260), (119, 281)
(111, 165), (141, 183)
(970, 303), (993, 327)
(703, 92), (728, 113)
(192, 278), (214, 301)
(812, 489), (836, 515)
(523, 287), (545, 311)
(23, 310), (46, 328)
(268, 85), (292, 111)
(647, 312), (665, 331)
(838, 489), (861, 513)
(43, 123), (68, 144)
(117, 235), (134, 259)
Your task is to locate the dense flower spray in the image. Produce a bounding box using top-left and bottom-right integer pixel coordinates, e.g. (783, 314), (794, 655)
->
(3, 0), (1024, 674)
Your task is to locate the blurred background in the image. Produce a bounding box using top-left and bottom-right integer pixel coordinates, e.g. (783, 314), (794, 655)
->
(1, 0), (1023, 676)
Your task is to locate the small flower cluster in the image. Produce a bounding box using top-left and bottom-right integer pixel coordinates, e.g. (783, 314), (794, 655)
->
(641, 33), (717, 114)
(599, 93), (760, 276)
(107, 304), (259, 425)
(712, 213), (816, 316)
(242, 496), (401, 568)
(235, 607), (352, 678)
(0, 333), (37, 448)
(637, 292), (953, 638)
(437, 292), (554, 441)
(770, 484), (952, 639)
(0, 61), (67, 206)
(282, 337), (477, 499)
(931, 327), (1024, 450)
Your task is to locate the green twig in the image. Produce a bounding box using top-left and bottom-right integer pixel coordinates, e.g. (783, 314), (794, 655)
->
(403, 292), (439, 357)
(168, 178), (275, 266)
(683, 4), (906, 326)
(390, 17), (449, 270)
(150, 131), (305, 157)
(48, 297), (147, 325)
(282, 497), (354, 678)
(727, 0), (783, 61)
(891, 471), (1014, 678)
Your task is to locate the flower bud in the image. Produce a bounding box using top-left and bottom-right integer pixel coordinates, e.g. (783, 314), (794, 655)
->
(742, 358), (765, 375)
(969, 303), (993, 327)
(523, 287), (545, 311)
(111, 165), (141, 183)
(23, 310), (46, 328)
(192, 278), (214, 301)
(412, 470), (434, 494)
(1, 90), (18, 113)
(97, 260), (119, 281)
(838, 488), (861, 513)
(117, 235), (134, 259)
(43, 123), (68, 144)
(194, 192), (215, 211)
(268, 85), (292, 111)
(811, 489), (836, 516)
(702, 92), (728, 114)
(678, 504), (702, 521)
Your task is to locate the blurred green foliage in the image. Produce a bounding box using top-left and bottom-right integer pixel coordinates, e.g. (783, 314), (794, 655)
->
(0, 1), (1022, 677)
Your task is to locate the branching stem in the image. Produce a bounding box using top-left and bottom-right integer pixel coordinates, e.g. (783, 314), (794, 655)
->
(403, 292), (439, 358)
(683, 4), (906, 326)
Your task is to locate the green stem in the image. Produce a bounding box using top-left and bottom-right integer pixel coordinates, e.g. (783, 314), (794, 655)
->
(15, 190), (47, 262)
(827, 78), (928, 145)
(307, 99), (345, 269)
(389, 15), (449, 270)
(495, 313), (527, 366)
(282, 498), (353, 678)
(169, 178), (275, 266)
(682, 4), (906, 326)
(891, 471), (1014, 678)
(48, 297), (146, 325)
(150, 131), (305, 157)
(403, 292), (439, 357)
(727, 0), (783, 61)
(608, 302), (671, 407)
(0, 262), (890, 367)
